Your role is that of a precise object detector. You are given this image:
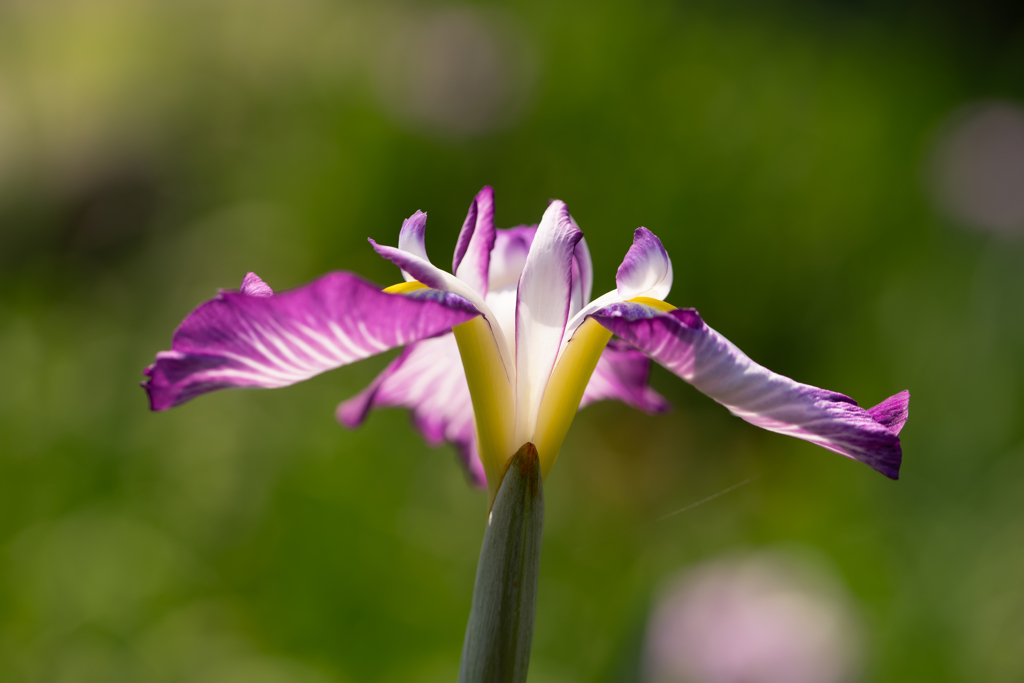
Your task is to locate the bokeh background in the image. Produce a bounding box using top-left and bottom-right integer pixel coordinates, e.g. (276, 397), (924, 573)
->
(1, 0), (1023, 681)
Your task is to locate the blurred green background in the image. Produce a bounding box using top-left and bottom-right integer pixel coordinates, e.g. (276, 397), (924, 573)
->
(1, 0), (1023, 681)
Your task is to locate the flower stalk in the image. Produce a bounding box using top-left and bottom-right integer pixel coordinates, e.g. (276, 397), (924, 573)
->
(459, 442), (544, 683)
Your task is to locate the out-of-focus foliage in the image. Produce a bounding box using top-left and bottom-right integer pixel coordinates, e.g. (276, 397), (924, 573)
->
(0, 0), (1022, 681)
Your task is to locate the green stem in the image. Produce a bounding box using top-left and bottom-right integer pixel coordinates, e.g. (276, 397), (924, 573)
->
(458, 443), (544, 683)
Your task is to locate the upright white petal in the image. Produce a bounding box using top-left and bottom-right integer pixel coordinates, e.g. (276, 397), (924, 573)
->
(397, 211), (430, 282)
(513, 200), (583, 447)
(453, 186), (496, 297)
(615, 227), (673, 299)
(561, 227), (674, 351)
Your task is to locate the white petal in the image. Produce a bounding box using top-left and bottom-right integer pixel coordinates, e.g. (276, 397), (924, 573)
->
(616, 227), (673, 299)
(397, 211), (431, 282)
(453, 186), (496, 296)
(513, 200), (583, 444)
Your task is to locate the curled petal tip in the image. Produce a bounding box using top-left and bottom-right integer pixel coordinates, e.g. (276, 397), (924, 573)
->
(336, 394), (369, 430)
(453, 186), (496, 296)
(616, 228), (673, 300)
(867, 390), (910, 436)
(401, 210), (428, 235)
(399, 211), (429, 261)
(240, 272), (274, 297)
(863, 390), (909, 480)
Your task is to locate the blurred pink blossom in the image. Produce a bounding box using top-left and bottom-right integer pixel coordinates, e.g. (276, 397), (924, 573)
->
(645, 552), (862, 683)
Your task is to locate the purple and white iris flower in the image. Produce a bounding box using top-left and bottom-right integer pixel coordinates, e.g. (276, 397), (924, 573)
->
(143, 187), (909, 504)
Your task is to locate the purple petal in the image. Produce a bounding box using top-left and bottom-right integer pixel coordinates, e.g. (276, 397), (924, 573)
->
(580, 338), (672, 414)
(867, 390), (910, 434)
(616, 227), (673, 299)
(514, 200), (584, 439)
(143, 271), (480, 411)
(453, 186), (496, 297)
(591, 303), (908, 479)
(337, 333), (486, 488)
(240, 272), (274, 297)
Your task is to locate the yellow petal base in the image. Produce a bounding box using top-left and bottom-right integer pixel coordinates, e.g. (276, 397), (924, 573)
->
(453, 317), (516, 507)
(383, 281), (428, 294)
(386, 281), (677, 503)
(533, 296), (676, 478)
(629, 296), (676, 312)
(533, 318), (612, 478)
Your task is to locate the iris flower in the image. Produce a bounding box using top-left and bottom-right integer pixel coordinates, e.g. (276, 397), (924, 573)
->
(144, 187), (908, 503)
(144, 187), (908, 680)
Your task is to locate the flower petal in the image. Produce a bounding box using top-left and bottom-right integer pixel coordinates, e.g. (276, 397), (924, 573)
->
(514, 200), (584, 443)
(371, 238), (516, 383)
(370, 238), (450, 291)
(398, 211), (430, 282)
(616, 227), (673, 299)
(240, 272), (274, 297)
(143, 271), (480, 411)
(580, 338), (672, 414)
(488, 225), (536, 292)
(591, 303), (908, 478)
(570, 232), (594, 318)
(485, 225), (536, 354)
(337, 333), (486, 488)
(867, 390), (910, 434)
(561, 227), (674, 350)
(453, 186), (496, 297)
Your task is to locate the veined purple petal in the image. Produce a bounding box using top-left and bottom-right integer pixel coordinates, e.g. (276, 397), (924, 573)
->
(143, 271), (480, 411)
(580, 338), (672, 414)
(514, 200), (583, 442)
(453, 186), (496, 297)
(240, 272), (274, 297)
(591, 303), (908, 479)
(867, 391), (910, 434)
(616, 227), (673, 299)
